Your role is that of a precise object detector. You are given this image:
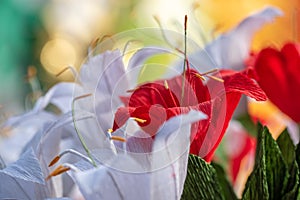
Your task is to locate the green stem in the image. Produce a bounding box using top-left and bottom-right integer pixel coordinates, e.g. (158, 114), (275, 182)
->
(72, 95), (97, 167)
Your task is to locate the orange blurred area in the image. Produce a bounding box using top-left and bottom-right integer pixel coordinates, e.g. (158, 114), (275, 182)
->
(195, 0), (300, 50)
(248, 99), (291, 139)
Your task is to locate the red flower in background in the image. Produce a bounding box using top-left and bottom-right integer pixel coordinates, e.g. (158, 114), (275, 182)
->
(224, 121), (256, 183)
(113, 68), (266, 161)
(254, 43), (300, 122)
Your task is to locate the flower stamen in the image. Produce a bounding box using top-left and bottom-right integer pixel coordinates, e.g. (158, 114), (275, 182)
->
(164, 80), (169, 89)
(132, 117), (147, 123)
(48, 156), (60, 167)
(111, 136), (127, 142)
(25, 66), (37, 81)
(200, 68), (219, 76)
(56, 65), (79, 81)
(106, 129), (126, 142)
(48, 149), (94, 167)
(126, 87), (138, 93)
(107, 128), (113, 133)
(195, 73), (206, 81)
(194, 69), (224, 83)
(153, 15), (184, 54)
(206, 74), (224, 83)
(46, 165), (70, 181)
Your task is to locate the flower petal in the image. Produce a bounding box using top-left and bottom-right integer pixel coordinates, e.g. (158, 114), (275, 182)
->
(151, 110), (207, 199)
(127, 46), (170, 87)
(71, 155), (150, 200)
(0, 148), (48, 200)
(186, 6), (283, 71)
(254, 43), (300, 122)
(33, 82), (76, 114)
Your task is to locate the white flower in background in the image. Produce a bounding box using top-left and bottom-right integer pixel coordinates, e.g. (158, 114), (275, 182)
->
(0, 82), (75, 164)
(0, 46), (168, 199)
(168, 6), (283, 76)
(0, 147), (71, 200)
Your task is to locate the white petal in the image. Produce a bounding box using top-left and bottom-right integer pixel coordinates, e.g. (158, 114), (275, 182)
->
(1, 148), (44, 184)
(80, 49), (126, 96)
(0, 148), (48, 200)
(80, 50), (130, 132)
(0, 155), (5, 169)
(33, 82), (76, 114)
(23, 110), (96, 163)
(71, 155), (150, 200)
(170, 6), (283, 74)
(150, 110), (207, 200)
(3, 109), (56, 129)
(193, 6), (283, 70)
(127, 46), (170, 87)
(1, 112), (56, 164)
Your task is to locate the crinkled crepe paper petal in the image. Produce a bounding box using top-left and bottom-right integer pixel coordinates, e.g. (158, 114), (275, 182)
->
(202, 6), (282, 70)
(80, 47), (171, 132)
(0, 111), (56, 164)
(254, 43), (300, 122)
(70, 110), (206, 200)
(0, 148), (48, 200)
(71, 155), (150, 200)
(33, 82), (76, 114)
(150, 110), (207, 200)
(3, 82), (78, 129)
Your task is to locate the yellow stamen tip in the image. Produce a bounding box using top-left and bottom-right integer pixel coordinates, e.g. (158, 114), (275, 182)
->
(133, 117), (147, 123)
(111, 136), (126, 142)
(48, 156), (60, 167)
(107, 129), (113, 133)
(195, 73), (206, 81)
(201, 68), (219, 76)
(46, 165), (70, 181)
(207, 75), (224, 83)
(164, 80), (169, 89)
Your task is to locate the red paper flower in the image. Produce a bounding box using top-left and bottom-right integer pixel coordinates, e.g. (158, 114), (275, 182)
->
(254, 43), (300, 122)
(113, 68), (266, 161)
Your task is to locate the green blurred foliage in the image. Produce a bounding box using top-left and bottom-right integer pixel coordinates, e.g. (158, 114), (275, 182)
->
(0, 0), (44, 113)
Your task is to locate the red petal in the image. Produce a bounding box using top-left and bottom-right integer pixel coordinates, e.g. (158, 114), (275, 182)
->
(190, 70), (266, 161)
(113, 68), (267, 162)
(255, 43), (300, 122)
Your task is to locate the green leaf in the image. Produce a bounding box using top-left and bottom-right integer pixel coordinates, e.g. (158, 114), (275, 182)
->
(276, 129), (300, 199)
(242, 167), (269, 200)
(242, 124), (289, 200)
(181, 155), (225, 200)
(211, 162), (237, 200)
(281, 161), (300, 200)
(296, 143), (300, 169)
(277, 129), (296, 170)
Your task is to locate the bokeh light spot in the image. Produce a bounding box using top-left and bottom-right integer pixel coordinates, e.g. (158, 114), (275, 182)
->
(40, 38), (77, 75)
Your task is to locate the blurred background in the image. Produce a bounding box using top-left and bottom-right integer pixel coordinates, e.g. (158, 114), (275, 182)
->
(0, 0), (299, 118)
